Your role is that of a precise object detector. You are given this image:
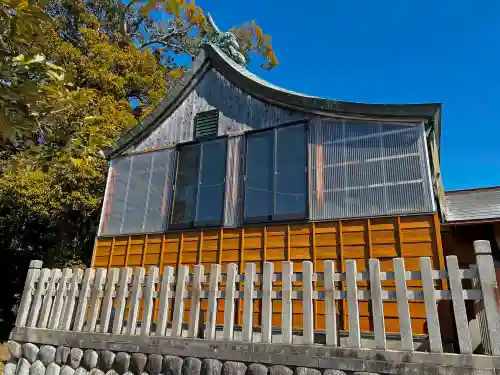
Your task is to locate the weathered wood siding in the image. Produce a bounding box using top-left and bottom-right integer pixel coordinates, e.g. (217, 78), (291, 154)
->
(93, 213), (446, 336)
(131, 69), (310, 153)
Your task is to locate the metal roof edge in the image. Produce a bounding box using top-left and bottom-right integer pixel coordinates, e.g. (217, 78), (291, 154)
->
(109, 43), (443, 158)
(205, 44), (442, 121)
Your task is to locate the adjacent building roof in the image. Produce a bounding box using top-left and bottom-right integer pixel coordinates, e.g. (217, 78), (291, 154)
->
(444, 186), (500, 223)
(109, 43), (442, 158)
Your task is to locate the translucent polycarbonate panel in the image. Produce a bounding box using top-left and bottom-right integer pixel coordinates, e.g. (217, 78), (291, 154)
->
(195, 138), (227, 225)
(244, 131), (274, 221)
(121, 153), (153, 234)
(275, 124), (307, 218)
(143, 148), (176, 232)
(171, 144), (200, 226)
(224, 135), (245, 227)
(99, 148), (176, 236)
(99, 157), (131, 236)
(309, 119), (434, 220)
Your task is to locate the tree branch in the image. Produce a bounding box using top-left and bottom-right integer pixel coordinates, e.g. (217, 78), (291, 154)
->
(140, 39), (196, 58)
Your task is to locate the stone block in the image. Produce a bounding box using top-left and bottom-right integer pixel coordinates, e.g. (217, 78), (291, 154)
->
(352, 373), (379, 375)
(55, 348), (70, 366)
(89, 369), (105, 375)
(8, 341), (22, 359)
(162, 356), (183, 375)
(246, 364), (267, 375)
(130, 353), (147, 375)
(39, 346), (56, 367)
(269, 366), (292, 375)
(75, 368), (88, 375)
(4, 361), (17, 375)
(295, 368), (320, 375)
(146, 354), (162, 375)
(182, 357), (202, 375)
(60, 366), (76, 375)
(83, 350), (98, 370)
(46, 363), (61, 375)
(70, 349), (84, 370)
(17, 358), (32, 375)
(105, 371), (119, 375)
(113, 353), (130, 374)
(22, 343), (39, 364)
(222, 362), (246, 375)
(201, 359), (222, 375)
(99, 351), (115, 372)
(322, 371), (346, 375)
(0, 346), (11, 362)
(30, 360), (46, 375)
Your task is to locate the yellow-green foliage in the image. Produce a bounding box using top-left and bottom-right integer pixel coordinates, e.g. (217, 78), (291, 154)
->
(0, 0), (278, 339)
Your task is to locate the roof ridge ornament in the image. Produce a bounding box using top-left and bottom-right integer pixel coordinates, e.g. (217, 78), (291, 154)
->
(206, 13), (246, 67)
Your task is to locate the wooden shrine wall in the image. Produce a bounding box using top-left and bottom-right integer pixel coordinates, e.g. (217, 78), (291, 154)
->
(92, 213), (445, 337)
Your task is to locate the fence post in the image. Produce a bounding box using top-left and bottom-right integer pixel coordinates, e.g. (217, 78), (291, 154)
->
(16, 260), (43, 327)
(474, 240), (500, 355)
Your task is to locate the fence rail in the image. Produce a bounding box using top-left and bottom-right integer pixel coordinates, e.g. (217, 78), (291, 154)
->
(14, 241), (500, 356)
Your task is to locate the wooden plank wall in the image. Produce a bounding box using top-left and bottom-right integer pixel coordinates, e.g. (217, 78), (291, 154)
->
(93, 213), (444, 336)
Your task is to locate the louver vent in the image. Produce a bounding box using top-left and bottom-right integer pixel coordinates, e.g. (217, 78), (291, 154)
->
(194, 110), (219, 140)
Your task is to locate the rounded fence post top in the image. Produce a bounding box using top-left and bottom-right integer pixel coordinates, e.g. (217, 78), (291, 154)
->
(473, 240), (492, 254)
(29, 260), (43, 269)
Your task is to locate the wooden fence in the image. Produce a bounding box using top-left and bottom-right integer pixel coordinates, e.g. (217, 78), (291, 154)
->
(15, 240), (500, 356)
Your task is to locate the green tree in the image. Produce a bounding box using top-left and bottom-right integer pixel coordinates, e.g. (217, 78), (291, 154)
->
(0, 0), (71, 141)
(0, 0), (278, 340)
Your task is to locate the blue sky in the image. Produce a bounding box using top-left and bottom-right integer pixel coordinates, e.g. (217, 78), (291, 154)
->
(195, 0), (499, 191)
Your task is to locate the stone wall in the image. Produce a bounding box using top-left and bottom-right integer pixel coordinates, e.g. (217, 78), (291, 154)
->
(3, 342), (364, 375)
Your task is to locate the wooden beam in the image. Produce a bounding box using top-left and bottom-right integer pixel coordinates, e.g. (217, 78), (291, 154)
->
(197, 230), (204, 264)
(141, 234), (148, 267)
(433, 213), (447, 290)
(107, 237), (116, 269)
(396, 216), (403, 258)
(217, 228), (224, 264)
(286, 224), (291, 261)
(176, 233), (184, 268)
(124, 236), (131, 267)
(338, 221), (347, 331)
(311, 222), (318, 329)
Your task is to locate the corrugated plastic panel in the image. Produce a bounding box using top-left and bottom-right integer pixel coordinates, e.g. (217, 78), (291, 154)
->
(445, 187), (500, 222)
(224, 135), (245, 227)
(309, 119), (435, 220)
(99, 148), (177, 236)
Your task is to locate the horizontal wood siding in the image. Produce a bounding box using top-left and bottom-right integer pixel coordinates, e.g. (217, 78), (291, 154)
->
(93, 213), (445, 336)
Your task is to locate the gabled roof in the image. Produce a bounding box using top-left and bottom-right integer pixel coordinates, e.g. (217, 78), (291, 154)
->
(444, 186), (500, 223)
(109, 43), (442, 158)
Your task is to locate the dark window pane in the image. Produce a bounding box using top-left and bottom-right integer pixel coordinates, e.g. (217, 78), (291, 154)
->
(196, 139), (227, 225)
(245, 131), (273, 220)
(171, 145), (200, 225)
(275, 125), (306, 217)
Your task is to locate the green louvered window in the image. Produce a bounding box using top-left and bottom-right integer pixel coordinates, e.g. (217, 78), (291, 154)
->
(194, 110), (219, 140)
